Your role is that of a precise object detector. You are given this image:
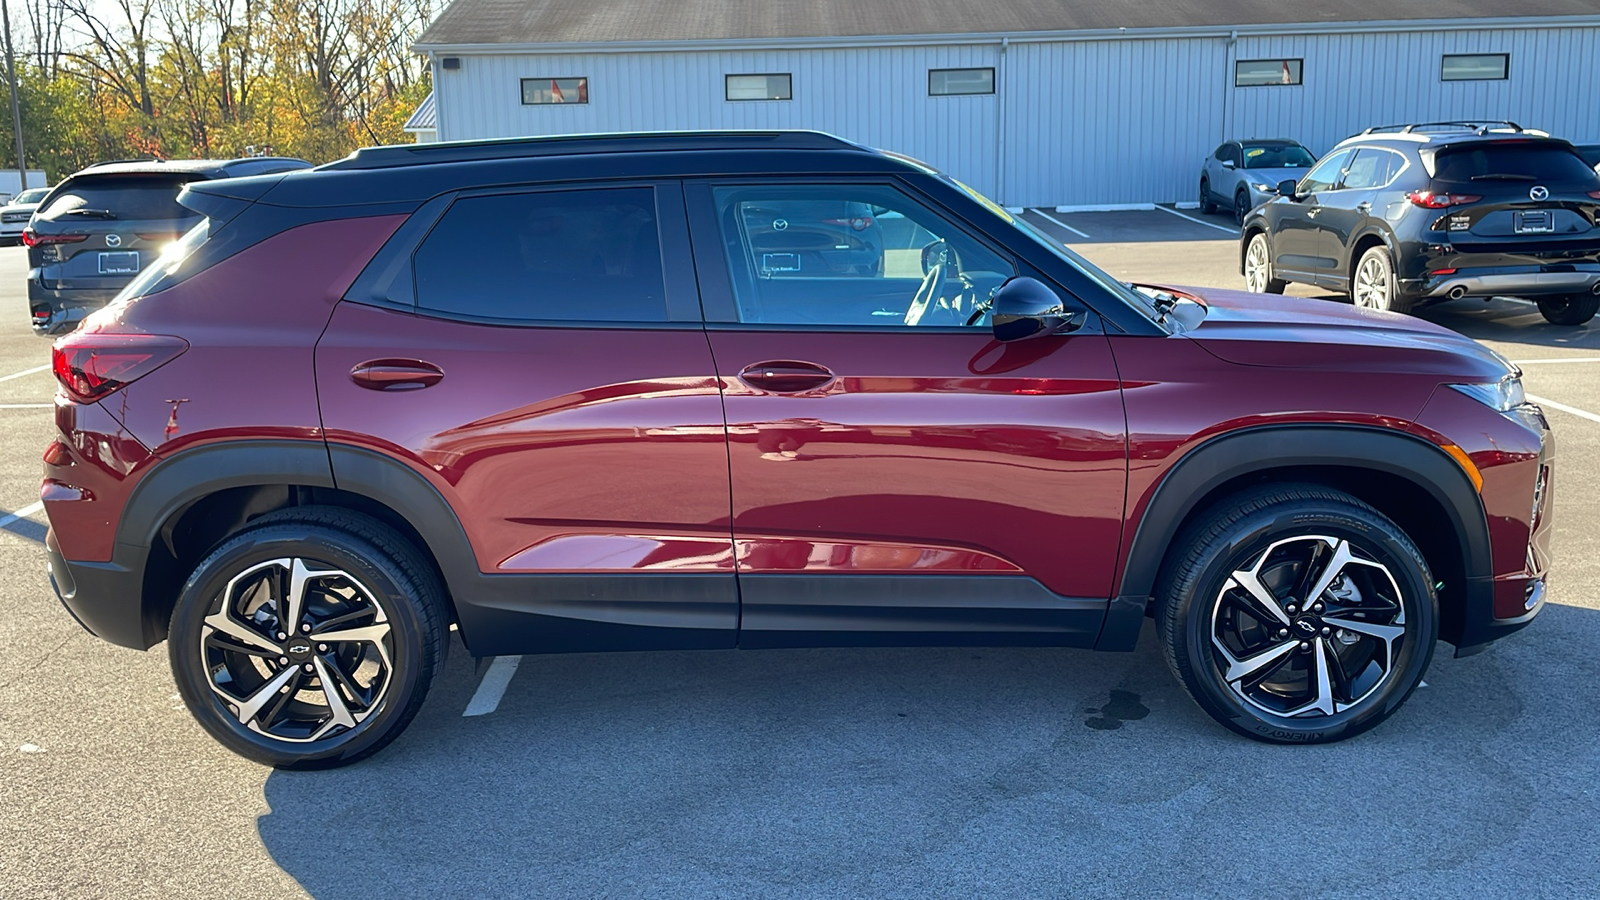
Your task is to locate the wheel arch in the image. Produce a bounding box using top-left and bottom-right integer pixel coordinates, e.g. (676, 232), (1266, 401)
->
(1097, 425), (1490, 652)
(1347, 226), (1398, 283)
(1239, 223), (1269, 275)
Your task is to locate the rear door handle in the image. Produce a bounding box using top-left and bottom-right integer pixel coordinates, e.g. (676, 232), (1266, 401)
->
(738, 360), (835, 393)
(350, 359), (445, 391)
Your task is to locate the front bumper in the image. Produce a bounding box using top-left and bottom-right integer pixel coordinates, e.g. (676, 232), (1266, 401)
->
(47, 529), (154, 650)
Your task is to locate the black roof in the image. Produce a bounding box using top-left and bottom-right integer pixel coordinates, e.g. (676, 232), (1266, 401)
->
(322, 130), (868, 171)
(418, 0), (1600, 46)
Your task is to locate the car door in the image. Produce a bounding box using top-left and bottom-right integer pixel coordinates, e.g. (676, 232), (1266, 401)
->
(685, 179), (1128, 649)
(315, 182), (738, 654)
(1312, 148), (1390, 289)
(1271, 148), (1354, 280)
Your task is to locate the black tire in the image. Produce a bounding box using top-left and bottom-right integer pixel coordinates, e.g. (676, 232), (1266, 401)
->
(1351, 246), (1413, 315)
(1537, 293), (1600, 326)
(1234, 189), (1251, 225)
(1156, 484), (1438, 744)
(168, 507), (448, 769)
(1243, 232), (1287, 294)
(1199, 178), (1218, 214)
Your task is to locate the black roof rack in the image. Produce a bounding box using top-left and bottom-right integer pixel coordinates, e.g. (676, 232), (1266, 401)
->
(1362, 121), (1525, 136)
(320, 130), (869, 171)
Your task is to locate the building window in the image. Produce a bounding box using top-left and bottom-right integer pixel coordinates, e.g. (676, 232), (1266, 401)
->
(1441, 54), (1509, 81)
(1235, 59), (1302, 87)
(521, 77), (588, 105)
(929, 68), (995, 96)
(726, 74), (792, 101)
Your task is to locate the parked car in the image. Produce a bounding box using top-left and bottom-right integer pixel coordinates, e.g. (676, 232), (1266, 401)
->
(26, 156), (310, 334)
(45, 131), (1551, 767)
(1242, 121), (1600, 324)
(1200, 139), (1318, 223)
(0, 185), (51, 243)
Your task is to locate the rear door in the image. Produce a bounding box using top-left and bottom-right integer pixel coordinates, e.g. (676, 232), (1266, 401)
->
(30, 173), (204, 297)
(1313, 147), (1392, 288)
(686, 178), (1128, 648)
(316, 181), (738, 653)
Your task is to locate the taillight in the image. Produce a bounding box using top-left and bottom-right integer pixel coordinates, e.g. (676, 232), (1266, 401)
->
(1589, 190), (1600, 199)
(22, 228), (88, 247)
(1429, 268), (1458, 276)
(1407, 191), (1483, 209)
(51, 332), (189, 403)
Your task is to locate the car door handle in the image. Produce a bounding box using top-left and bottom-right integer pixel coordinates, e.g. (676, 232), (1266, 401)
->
(738, 360), (835, 393)
(350, 359), (445, 391)
(1357, 201), (1372, 213)
(1306, 207), (1321, 217)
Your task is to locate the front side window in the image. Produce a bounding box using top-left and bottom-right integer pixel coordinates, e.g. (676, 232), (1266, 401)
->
(1235, 59), (1302, 87)
(726, 74), (792, 101)
(413, 187), (666, 324)
(711, 184), (1014, 327)
(929, 68), (995, 96)
(1442, 54), (1508, 81)
(521, 77), (588, 105)
(1299, 149), (1354, 193)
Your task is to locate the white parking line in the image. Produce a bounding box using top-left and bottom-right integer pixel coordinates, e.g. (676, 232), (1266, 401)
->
(1512, 357), (1600, 365)
(0, 501), (44, 530)
(0, 364), (49, 384)
(1029, 209), (1091, 239)
(462, 655), (522, 717)
(1529, 394), (1600, 425)
(1154, 205), (1240, 236)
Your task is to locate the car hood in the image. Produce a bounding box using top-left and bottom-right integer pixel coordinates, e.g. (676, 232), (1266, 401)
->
(1153, 284), (1515, 381)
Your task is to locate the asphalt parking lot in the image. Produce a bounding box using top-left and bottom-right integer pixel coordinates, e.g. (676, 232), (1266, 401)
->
(3, 223), (1600, 898)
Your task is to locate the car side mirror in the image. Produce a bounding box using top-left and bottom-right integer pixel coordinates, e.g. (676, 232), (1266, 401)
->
(1221, 160), (1237, 170)
(991, 277), (1085, 342)
(1277, 178), (1300, 199)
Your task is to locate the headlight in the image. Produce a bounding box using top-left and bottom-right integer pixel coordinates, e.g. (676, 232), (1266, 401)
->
(1450, 375), (1526, 412)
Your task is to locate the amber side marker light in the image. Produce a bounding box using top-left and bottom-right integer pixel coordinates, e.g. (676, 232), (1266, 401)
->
(1441, 443), (1485, 492)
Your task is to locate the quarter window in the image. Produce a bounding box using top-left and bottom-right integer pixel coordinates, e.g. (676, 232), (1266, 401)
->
(1441, 54), (1508, 81)
(413, 188), (667, 324)
(929, 68), (995, 96)
(1235, 59), (1302, 87)
(710, 184), (1015, 328)
(726, 74), (792, 101)
(521, 77), (588, 105)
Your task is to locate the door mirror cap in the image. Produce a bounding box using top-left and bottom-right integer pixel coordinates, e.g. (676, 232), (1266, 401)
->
(1221, 159), (1237, 170)
(1277, 178), (1300, 199)
(991, 277), (1086, 342)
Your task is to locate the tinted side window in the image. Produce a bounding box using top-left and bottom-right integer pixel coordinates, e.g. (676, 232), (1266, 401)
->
(414, 188), (667, 324)
(1300, 149), (1354, 193)
(1341, 149), (1391, 190)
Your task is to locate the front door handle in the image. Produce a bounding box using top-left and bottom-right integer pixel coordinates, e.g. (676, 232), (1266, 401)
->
(1357, 201), (1373, 214)
(350, 359), (445, 391)
(738, 360), (835, 393)
(1306, 206), (1321, 218)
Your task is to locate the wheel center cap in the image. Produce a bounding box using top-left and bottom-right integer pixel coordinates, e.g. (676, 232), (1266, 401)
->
(285, 638), (314, 660)
(1291, 616), (1322, 639)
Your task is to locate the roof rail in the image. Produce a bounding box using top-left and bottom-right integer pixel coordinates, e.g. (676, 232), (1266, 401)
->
(321, 130), (869, 171)
(1362, 121), (1525, 136)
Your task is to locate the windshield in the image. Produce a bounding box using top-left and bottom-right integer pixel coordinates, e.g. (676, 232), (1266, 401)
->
(13, 187), (49, 205)
(1243, 143), (1317, 169)
(114, 218), (210, 301)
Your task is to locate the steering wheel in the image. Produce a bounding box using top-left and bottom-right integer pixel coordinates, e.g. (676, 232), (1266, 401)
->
(904, 263), (949, 327)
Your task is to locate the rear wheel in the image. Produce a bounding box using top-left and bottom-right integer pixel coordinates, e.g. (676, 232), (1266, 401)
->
(1352, 246), (1413, 315)
(1537, 293), (1600, 326)
(1243, 232), (1286, 294)
(1157, 485), (1437, 744)
(1199, 178), (1218, 214)
(168, 507), (447, 769)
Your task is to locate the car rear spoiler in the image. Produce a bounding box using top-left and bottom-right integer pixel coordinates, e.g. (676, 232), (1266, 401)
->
(177, 174), (289, 227)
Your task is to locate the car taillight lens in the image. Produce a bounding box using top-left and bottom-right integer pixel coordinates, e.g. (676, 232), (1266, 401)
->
(1407, 191), (1483, 209)
(52, 332), (189, 403)
(22, 228), (88, 247)
(1589, 190), (1600, 199)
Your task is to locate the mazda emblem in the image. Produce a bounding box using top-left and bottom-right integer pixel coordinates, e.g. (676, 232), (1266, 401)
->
(105, 234), (122, 248)
(773, 218), (788, 231)
(1529, 185), (1549, 202)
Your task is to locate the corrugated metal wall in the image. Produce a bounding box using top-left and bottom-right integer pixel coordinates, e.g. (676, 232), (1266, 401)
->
(433, 23), (1600, 208)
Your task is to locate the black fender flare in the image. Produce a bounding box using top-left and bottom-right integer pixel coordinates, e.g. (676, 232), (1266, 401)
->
(1095, 424), (1491, 650)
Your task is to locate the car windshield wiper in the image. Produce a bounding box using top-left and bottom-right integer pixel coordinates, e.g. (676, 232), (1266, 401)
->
(1468, 173), (1538, 181)
(60, 208), (118, 218)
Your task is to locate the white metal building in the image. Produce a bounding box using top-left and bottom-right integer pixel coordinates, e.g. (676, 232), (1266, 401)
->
(413, 1), (1600, 208)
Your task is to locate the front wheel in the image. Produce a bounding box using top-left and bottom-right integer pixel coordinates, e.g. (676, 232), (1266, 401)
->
(1243, 232), (1287, 294)
(1537, 293), (1600, 326)
(1234, 190), (1252, 225)
(168, 507), (448, 768)
(1157, 485), (1437, 744)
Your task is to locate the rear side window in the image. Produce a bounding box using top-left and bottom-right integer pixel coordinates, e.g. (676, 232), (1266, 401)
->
(38, 174), (201, 222)
(413, 187), (667, 324)
(1433, 144), (1600, 185)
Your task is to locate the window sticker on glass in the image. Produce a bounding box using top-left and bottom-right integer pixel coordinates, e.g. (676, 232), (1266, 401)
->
(1246, 148), (1265, 158)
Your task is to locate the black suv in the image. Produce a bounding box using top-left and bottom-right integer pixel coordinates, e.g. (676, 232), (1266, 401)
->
(1241, 122), (1600, 325)
(26, 157), (309, 334)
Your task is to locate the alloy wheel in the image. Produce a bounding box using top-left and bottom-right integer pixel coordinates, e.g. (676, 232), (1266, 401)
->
(1354, 255), (1390, 309)
(1244, 236), (1270, 292)
(1210, 535), (1407, 718)
(200, 557), (394, 743)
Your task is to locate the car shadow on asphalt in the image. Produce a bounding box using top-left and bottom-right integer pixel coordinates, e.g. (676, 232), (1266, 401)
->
(256, 605), (1600, 897)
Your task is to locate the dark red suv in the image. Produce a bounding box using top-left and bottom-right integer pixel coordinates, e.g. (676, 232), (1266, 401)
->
(43, 132), (1553, 768)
